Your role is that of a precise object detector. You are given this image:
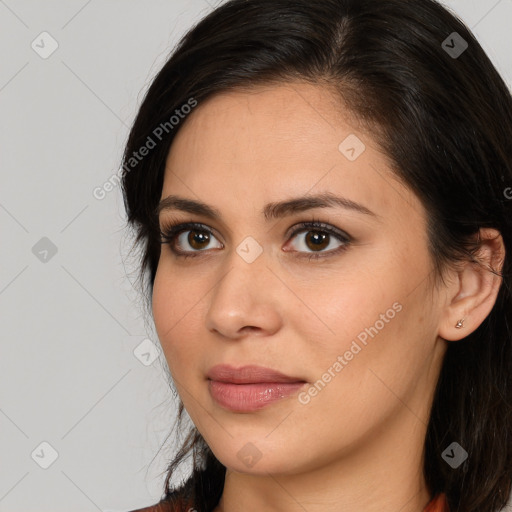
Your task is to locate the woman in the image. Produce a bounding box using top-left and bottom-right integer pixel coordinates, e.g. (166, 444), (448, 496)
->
(120, 0), (512, 510)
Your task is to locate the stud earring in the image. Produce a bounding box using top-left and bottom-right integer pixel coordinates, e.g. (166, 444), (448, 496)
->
(455, 318), (465, 329)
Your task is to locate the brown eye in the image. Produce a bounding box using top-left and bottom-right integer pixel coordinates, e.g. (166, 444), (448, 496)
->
(303, 231), (330, 251)
(285, 222), (349, 258)
(175, 228), (222, 252)
(187, 229), (211, 250)
(159, 222), (223, 257)
(160, 220), (351, 261)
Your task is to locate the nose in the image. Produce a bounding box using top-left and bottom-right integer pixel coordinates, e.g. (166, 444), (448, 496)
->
(204, 247), (283, 340)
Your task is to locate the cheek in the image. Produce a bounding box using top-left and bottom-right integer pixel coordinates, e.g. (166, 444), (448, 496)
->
(318, 294), (433, 419)
(297, 305), (426, 442)
(151, 267), (173, 342)
(295, 257), (431, 401)
(152, 265), (200, 367)
(287, 258), (392, 357)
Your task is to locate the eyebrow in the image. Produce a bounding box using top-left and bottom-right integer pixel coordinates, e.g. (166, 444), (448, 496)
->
(156, 192), (379, 222)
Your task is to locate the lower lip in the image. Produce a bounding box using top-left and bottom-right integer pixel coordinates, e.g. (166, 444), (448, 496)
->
(208, 380), (307, 412)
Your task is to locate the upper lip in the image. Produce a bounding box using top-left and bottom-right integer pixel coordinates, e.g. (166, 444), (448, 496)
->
(207, 364), (306, 384)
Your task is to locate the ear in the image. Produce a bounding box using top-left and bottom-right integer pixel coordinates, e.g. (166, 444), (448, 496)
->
(438, 228), (505, 342)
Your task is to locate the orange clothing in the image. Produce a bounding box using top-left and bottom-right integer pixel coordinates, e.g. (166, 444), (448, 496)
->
(424, 493), (450, 512)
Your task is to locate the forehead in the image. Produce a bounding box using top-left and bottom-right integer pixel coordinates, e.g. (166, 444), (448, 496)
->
(168, 82), (354, 163)
(162, 82), (422, 225)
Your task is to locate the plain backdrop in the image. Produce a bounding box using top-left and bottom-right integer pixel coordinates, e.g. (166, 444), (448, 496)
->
(1, 1), (511, 510)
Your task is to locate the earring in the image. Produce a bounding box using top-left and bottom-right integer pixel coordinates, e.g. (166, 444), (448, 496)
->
(455, 318), (465, 329)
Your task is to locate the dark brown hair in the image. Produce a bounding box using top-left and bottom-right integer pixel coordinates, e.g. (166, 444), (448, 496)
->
(120, 0), (512, 510)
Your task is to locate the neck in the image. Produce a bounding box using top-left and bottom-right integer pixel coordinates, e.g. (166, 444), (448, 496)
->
(212, 406), (432, 512)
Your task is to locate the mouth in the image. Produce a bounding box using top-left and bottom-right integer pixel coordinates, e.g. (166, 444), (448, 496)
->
(207, 364), (308, 412)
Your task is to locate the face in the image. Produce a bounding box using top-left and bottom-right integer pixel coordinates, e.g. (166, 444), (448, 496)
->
(152, 82), (447, 477)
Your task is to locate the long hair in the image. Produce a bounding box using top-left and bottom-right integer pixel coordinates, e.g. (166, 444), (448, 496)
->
(120, 1), (512, 510)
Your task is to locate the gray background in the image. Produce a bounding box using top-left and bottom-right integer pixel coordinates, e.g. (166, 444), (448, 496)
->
(1, 1), (511, 511)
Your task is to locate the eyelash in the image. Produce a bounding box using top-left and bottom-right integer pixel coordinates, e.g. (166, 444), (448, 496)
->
(159, 218), (352, 261)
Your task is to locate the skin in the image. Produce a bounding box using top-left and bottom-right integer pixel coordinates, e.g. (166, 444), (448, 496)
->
(151, 82), (504, 512)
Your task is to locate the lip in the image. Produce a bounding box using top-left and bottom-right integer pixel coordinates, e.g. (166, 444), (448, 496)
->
(207, 364), (305, 384)
(207, 364), (307, 412)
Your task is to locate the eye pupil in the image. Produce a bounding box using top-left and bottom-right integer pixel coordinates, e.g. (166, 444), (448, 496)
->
(306, 231), (329, 251)
(189, 230), (210, 249)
